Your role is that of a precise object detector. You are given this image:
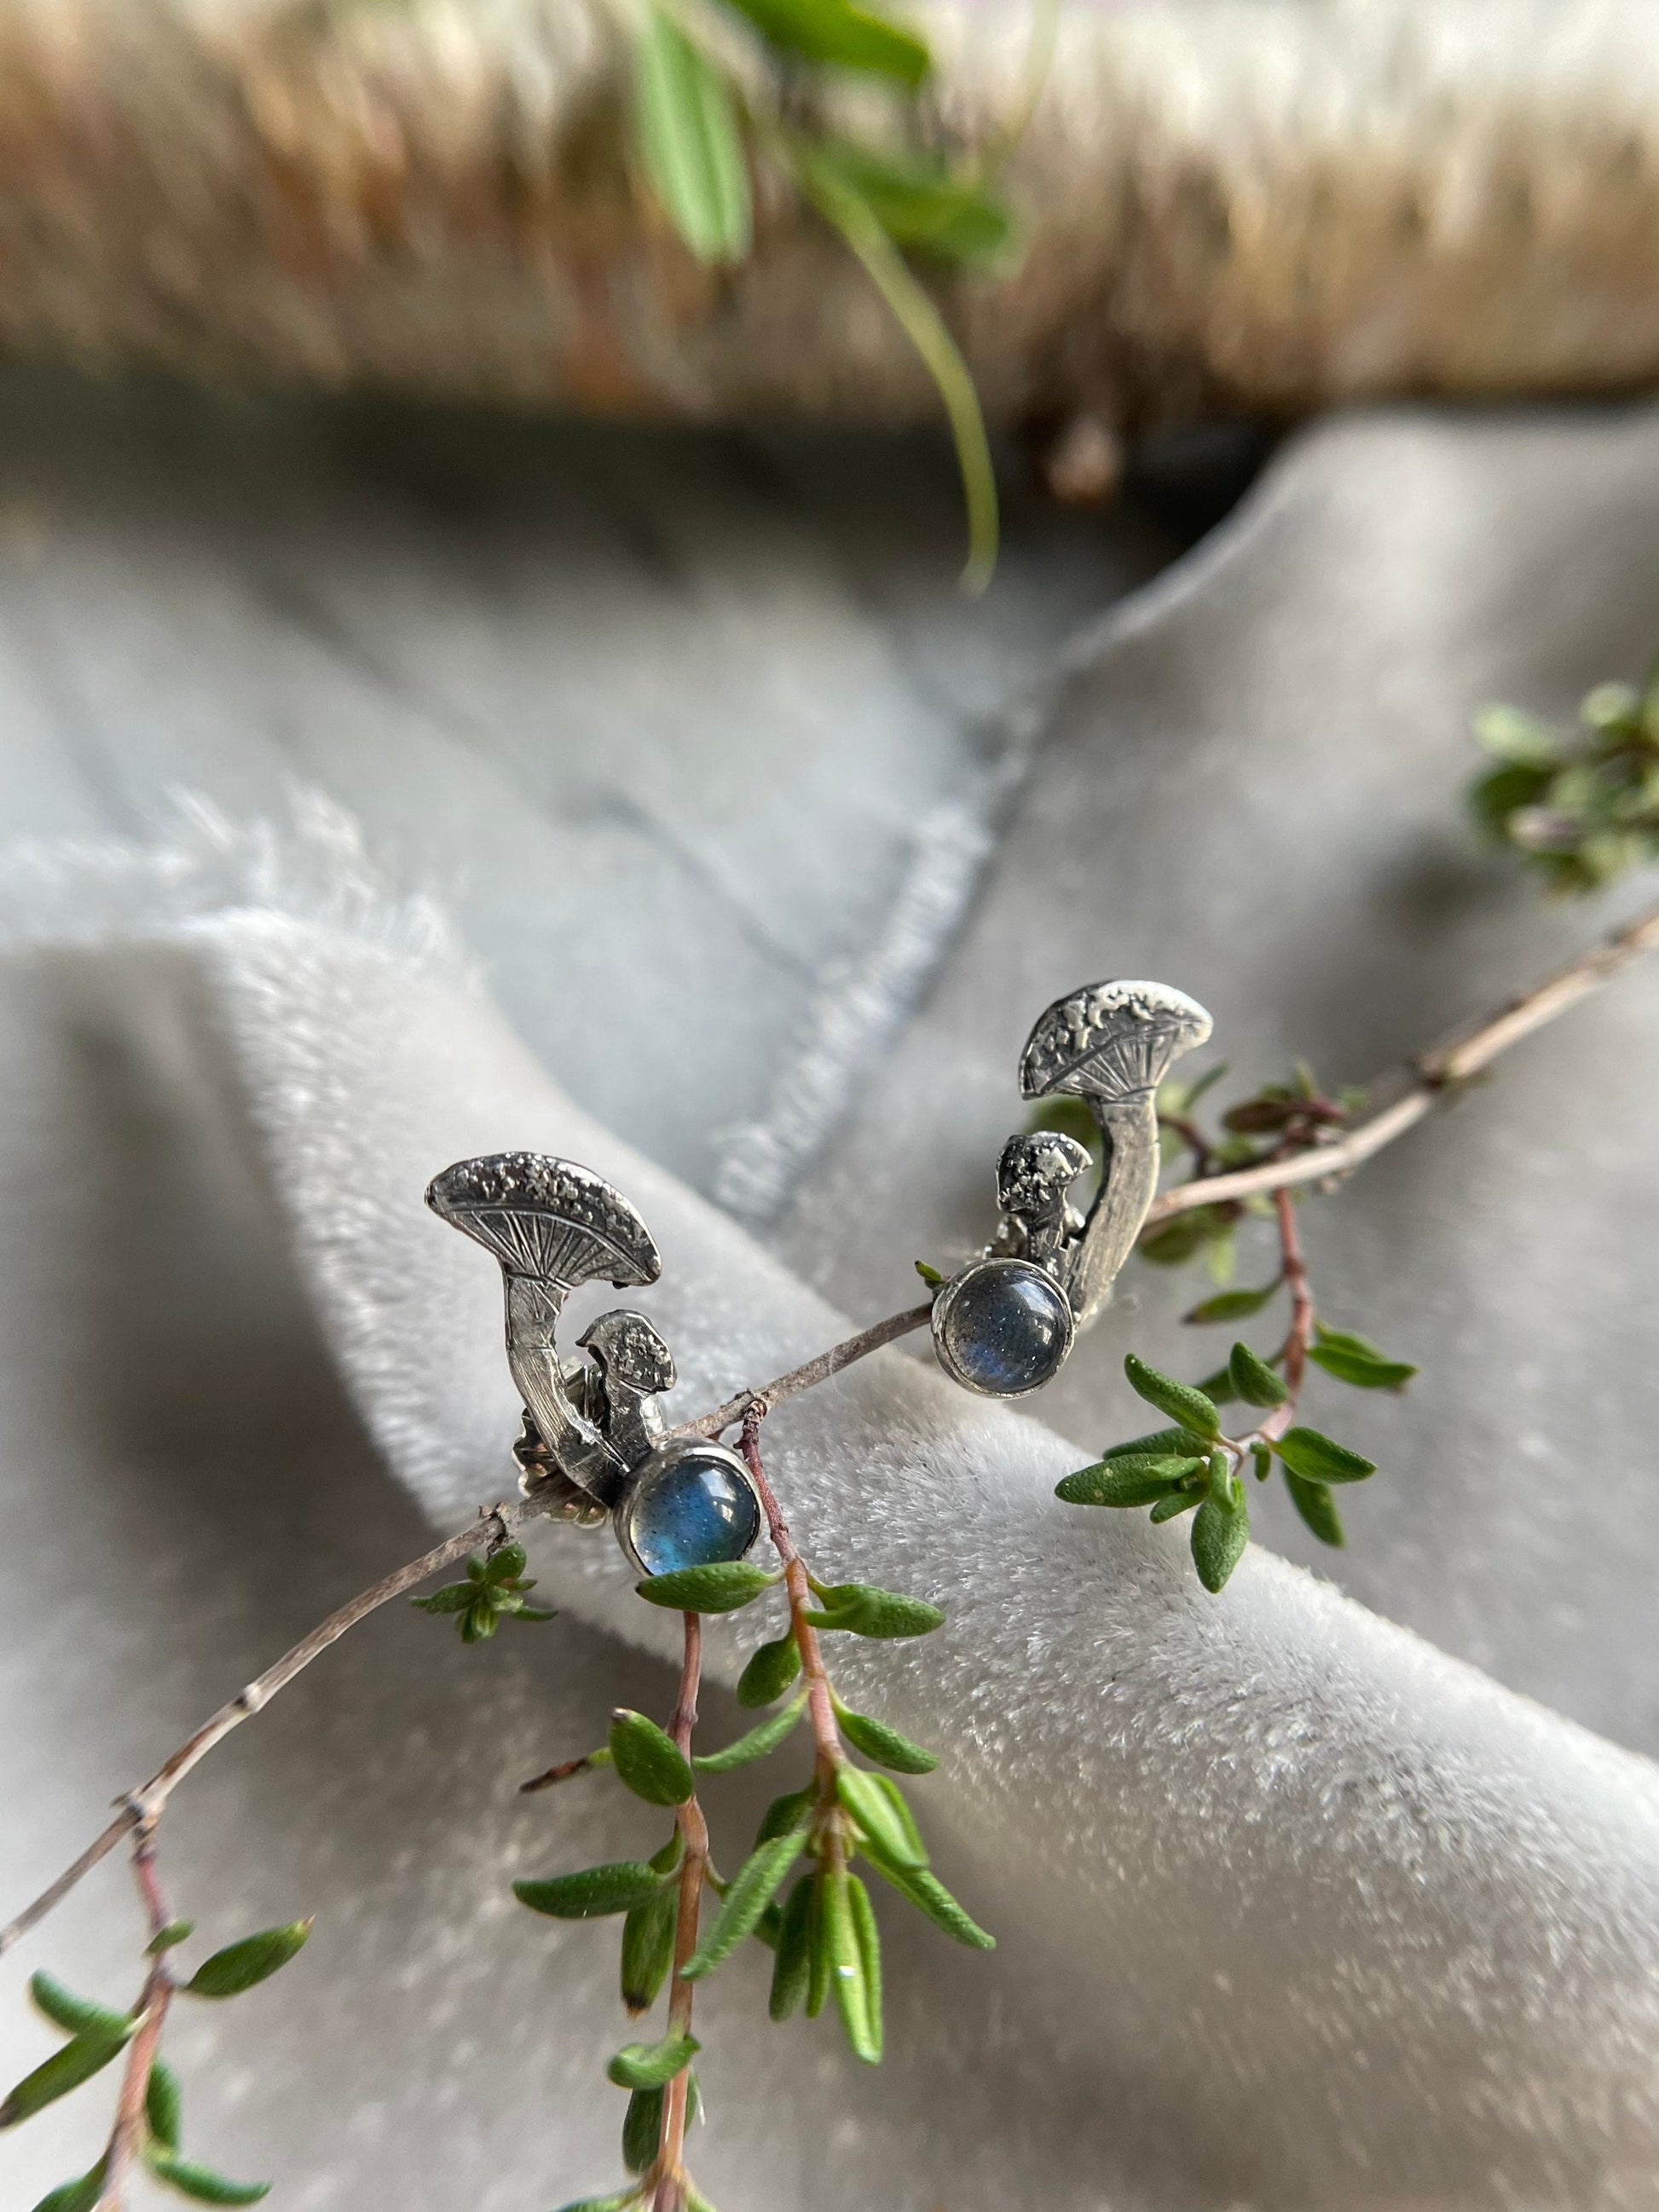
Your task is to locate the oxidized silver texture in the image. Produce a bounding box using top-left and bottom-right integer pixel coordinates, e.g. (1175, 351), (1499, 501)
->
(426, 1151), (760, 1565)
(932, 979), (1213, 1395)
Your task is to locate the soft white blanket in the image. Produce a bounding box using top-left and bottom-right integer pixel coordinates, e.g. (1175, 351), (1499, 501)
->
(3, 412), (1658, 2212)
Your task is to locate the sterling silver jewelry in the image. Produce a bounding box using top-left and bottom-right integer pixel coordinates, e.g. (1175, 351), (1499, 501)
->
(426, 1152), (762, 1575)
(931, 979), (1213, 1398)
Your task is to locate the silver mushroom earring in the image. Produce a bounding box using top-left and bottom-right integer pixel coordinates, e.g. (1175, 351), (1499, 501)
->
(931, 979), (1213, 1397)
(425, 1152), (764, 1575)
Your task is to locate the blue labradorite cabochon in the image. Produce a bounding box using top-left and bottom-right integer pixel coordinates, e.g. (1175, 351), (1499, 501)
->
(931, 1256), (1075, 1398)
(616, 1439), (764, 1577)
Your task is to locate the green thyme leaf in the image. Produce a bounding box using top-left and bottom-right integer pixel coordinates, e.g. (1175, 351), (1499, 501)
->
(1228, 1341), (1289, 1408)
(1474, 703), (1559, 765)
(621, 2082), (664, 2176)
(754, 1786), (815, 1846)
(805, 1878), (831, 2019)
(846, 1872), (883, 2062)
(620, 1886), (678, 2016)
(821, 1866), (877, 2063)
(1148, 1490), (1201, 1522)
(1183, 1282), (1280, 1325)
(635, 1562), (777, 1613)
(693, 1695), (806, 1772)
(914, 1259), (945, 1287)
(860, 1851), (994, 1948)
(1284, 1470), (1344, 1546)
(2, 2024), (134, 2128)
(32, 2168), (106, 2212)
(634, 8), (751, 265)
(556, 2193), (646, 2212)
(146, 2059), (183, 2151)
(682, 1829), (810, 1980)
(606, 2033), (699, 2091)
(834, 1705), (938, 1774)
(144, 2156), (271, 2206)
(768, 1875), (816, 2021)
(515, 1863), (666, 1920)
(1307, 1326), (1418, 1390)
(146, 1921), (195, 1957)
(483, 1542), (529, 1585)
(28, 1973), (130, 2042)
(1190, 1493), (1249, 1593)
(837, 1766), (924, 1868)
(805, 141), (1011, 268)
(1055, 1454), (1202, 1508)
(801, 1583), (944, 1638)
(1274, 1427), (1377, 1485)
(609, 1711), (696, 1806)
(725, 0), (930, 84)
(182, 1921), (311, 2001)
(1123, 1354), (1221, 1438)
(410, 1584), (474, 1614)
(736, 1632), (801, 1707)
(1102, 1427), (1212, 1460)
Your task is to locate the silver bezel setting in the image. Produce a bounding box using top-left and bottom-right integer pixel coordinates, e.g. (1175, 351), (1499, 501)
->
(930, 1255), (1077, 1400)
(612, 1436), (766, 1578)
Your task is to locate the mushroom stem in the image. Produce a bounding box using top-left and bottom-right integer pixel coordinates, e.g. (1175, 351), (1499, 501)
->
(1069, 1094), (1162, 1329)
(503, 1274), (621, 1499)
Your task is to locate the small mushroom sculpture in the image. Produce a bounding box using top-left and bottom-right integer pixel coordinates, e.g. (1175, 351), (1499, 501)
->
(426, 1152), (761, 1574)
(931, 979), (1213, 1398)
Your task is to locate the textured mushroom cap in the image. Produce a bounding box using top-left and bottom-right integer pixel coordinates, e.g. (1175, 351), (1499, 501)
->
(997, 1129), (1092, 1215)
(578, 1308), (677, 1397)
(425, 1152), (662, 1287)
(1018, 980), (1213, 1102)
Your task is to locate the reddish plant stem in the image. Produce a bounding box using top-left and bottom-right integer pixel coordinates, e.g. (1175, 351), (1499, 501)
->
(95, 1822), (176, 2212)
(1254, 1187), (1315, 1448)
(653, 1612), (708, 2212)
(739, 1408), (841, 1791)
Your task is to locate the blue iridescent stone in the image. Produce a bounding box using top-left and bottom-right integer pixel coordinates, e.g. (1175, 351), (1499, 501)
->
(618, 1441), (763, 1577)
(932, 1256), (1074, 1398)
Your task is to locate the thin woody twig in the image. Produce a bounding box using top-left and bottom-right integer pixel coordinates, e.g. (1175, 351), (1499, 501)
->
(9, 892), (1659, 1960)
(652, 1612), (707, 2212)
(740, 1408), (841, 1792)
(94, 1822), (176, 2212)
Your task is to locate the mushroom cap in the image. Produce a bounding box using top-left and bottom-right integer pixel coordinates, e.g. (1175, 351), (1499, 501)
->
(1018, 979), (1213, 1102)
(997, 1129), (1092, 1214)
(578, 1308), (677, 1397)
(425, 1152), (662, 1288)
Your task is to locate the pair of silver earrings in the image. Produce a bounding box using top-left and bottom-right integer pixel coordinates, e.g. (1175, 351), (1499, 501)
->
(429, 977), (1211, 1578)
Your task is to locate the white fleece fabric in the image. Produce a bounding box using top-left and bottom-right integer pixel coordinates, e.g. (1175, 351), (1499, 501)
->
(2, 412), (1659, 2212)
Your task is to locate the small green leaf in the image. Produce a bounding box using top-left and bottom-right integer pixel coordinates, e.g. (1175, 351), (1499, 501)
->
(768, 1874), (816, 2021)
(620, 1886), (679, 2015)
(635, 1562), (777, 1614)
(1055, 1454), (1202, 1508)
(1148, 1490), (1200, 1523)
(634, 8), (752, 265)
(822, 1866), (878, 2064)
(515, 1863), (667, 1920)
(754, 1786), (815, 1846)
(32, 2168), (106, 2212)
(1284, 1470), (1344, 1547)
(144, 2153), (270, 2206)
(837, 1766), (924, 1868)
(483, 1542), (529, 1585)
(558, 2193), (647, 2212)
(1228, 1341), (1289, 1408)
(1474, 703), (1559, 765)
(806, 141), (1012, 267)
(1307, 1327), (1418, 1390)
(1251, 1440), (1273, 1483)
(693, 1695), (806, 1773)
(606, 2033), (700, 2091)
(834, 1705), (938, 1775)
(1102, 1426), (1213, 1460)
(1123, 1354), (1221, 1439)
(1274, 1427), (1377, 1485)
(610, 1711), (696, 1806)
(846, 1872), (883, 2063)
(860, 1852), (993, 1949)
(2, 2023), (134, 2128)
(804, 1877), (831, 2019)
(147, 2059), (183, 2151)
(410, 1583), (474, 1614)
(182, 1921), (311, 2001)
(621, 2082), (665, 2175)
(914, 1259), (945, 1287)
(801, 1583), (944, 1638)
(147, 1921), (195, 1957)
(28, 1972), (130, 2041)
(682, 1829), (809, 1980)
(1183, 1282), (1280, 1325)
(1190, 1494), (1249, 1593)
(725, 0), (929, 84)
(736, 1632), (801, 1708)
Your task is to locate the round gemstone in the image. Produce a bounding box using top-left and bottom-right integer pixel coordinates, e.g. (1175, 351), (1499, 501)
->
(932, 1257), (1074, 1398)
(616, 1441), (763, 1577)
